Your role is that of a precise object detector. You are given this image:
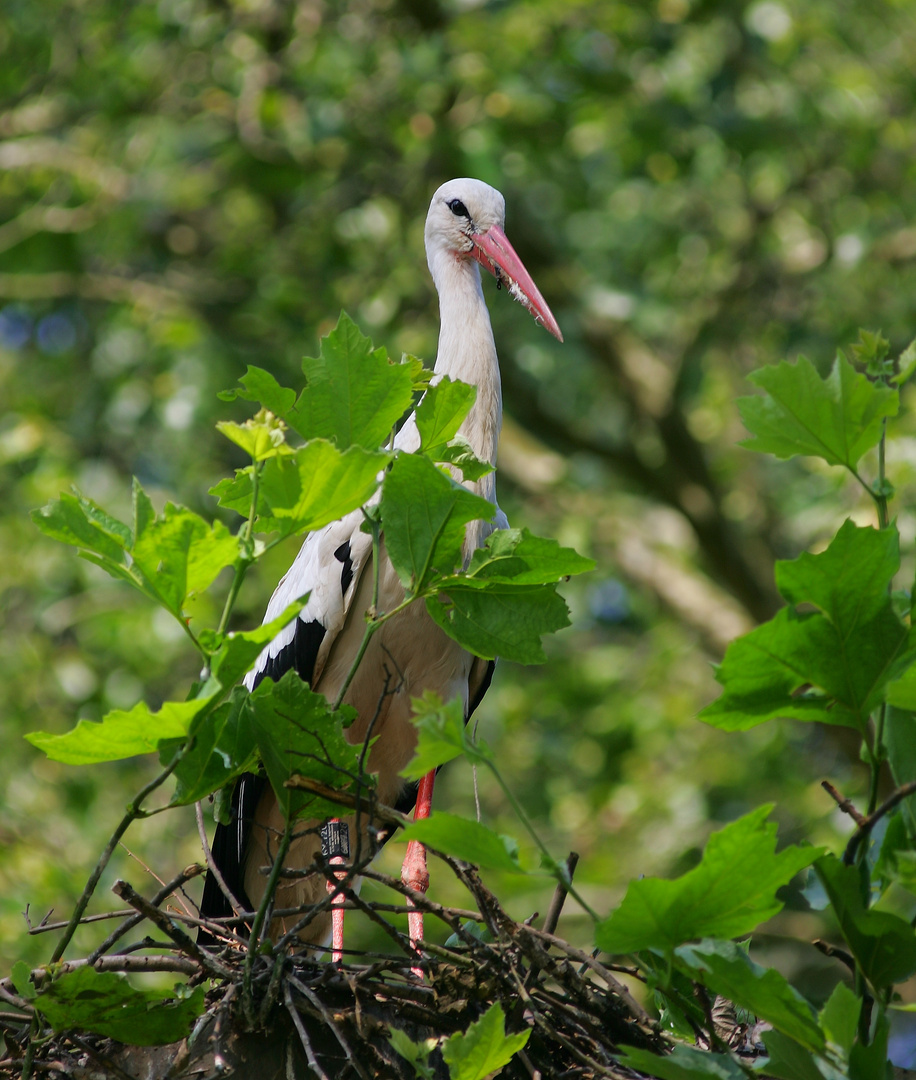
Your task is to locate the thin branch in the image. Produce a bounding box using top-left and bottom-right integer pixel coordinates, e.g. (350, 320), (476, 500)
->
(821, 780), (866, 826)
(843, 779), (916, 865)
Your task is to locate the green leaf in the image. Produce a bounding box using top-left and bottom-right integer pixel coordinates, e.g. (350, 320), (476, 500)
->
(760, 1030), (832, 1080)
(432, 435), (494, 482)
(617, 1043), (749, 1080)
(738, 352), (898, 469)
(216, 410), (291, 461)
(595, 806), (822, 955)
(27, 695), (217, 764)
(288, 312), (415, 449)
(426, 582), (571, 664)
(815, 854), (916, 988)
(212, 441), (386, 537)
(11, 961), (35, 1001)
(894, 336), (916, 387)
(401, 692), (479, 780)
(818, 981), (861, 1058)
(132, 502), (239, 616)
(248, 671), (363, 820)
(218, 365), (298, 416)
(701, 522), (912, 733)
(399, 812), (525, 873)
(462, 527), (595, 584)
(164, 691), (258, 805)
(441, 1002), (530, 1080)
(381, 452), (494, 593)
(415, 377), (477, 456)
(32, 967), (204, 1047)
(387, 1028), (436, 1080)
(32, 491), (132, 570)
(675, 939), (824, 1052)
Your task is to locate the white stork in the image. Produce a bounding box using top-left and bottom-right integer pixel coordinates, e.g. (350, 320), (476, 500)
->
(200, 178), (563, 958)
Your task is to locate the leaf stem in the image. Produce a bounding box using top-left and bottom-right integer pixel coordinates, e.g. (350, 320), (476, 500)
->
(216, 461), (262, 637)
(243, 820), (293, 1013)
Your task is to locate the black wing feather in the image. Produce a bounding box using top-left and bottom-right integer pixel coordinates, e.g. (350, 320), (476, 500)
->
(198, 617), (326, 936)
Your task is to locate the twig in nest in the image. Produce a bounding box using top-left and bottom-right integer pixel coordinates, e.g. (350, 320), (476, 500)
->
(88, 863), (203, 962)
(542, 852), (579, 937)
(111, 880), (234, 981)
(284, 980), (330, 1080)
(288, 975), (372, 1080)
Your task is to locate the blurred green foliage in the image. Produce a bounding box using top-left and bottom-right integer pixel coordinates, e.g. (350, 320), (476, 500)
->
(3, 0), (916, 1030)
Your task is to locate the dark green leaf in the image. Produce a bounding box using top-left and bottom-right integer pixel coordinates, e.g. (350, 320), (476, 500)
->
(289, 312), (415, 448)
(595, 807), (822, 955)
(618, 1044), (749, 1080)
(675, 939), (824, 1052)
(426, 582), (570, 663)
(441, 1002), (530, 1080)
(760, 1030), (830, 1080)
(32, 967), (204, 1047)
(381, 452), (494, 593)
(165, 691), (258, 805)
(702, 523), (911, 733)
(738, 353), (898, 469)
(248, 671), (363, 820)
(11, 961), (35, 1001)
(818, 981), (860, 1058)
(399, 812), (525, 873)
(815, 854), (916, 988)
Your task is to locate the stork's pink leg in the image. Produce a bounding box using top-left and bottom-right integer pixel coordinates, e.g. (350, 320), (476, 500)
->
(402, 768), (436, 969)
(322, 818), (348, 963)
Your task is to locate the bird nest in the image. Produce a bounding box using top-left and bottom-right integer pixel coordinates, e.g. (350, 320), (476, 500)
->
(1, 845), (663, 1080)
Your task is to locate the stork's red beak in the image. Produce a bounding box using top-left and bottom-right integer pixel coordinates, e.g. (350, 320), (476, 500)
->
(470, 225), (564, 343)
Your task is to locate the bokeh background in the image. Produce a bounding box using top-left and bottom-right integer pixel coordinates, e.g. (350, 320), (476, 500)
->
(3, 0), (916, 1046)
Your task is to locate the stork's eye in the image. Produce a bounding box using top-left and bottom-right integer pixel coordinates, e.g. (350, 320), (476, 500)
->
(448, 199), (470, 219)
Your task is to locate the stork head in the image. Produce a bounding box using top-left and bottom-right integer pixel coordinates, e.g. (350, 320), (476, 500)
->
(425, 178), (563, 342)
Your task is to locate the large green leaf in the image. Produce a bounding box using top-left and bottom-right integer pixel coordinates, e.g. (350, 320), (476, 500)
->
(815, 854), (916, 989)
(675, 939), (824, 1052)
(248, 670), (363, 821)
(381, 451), (494, 593)
(32, 490), (132, 568)
(164, 691), (258, 806)
(131, 501), (239, 616)
(399, 812), (524, 873)
(32, 967), (204, 1047)
(26, 695), (217, 764)
(595, 806), (822, 955)
(738, 352), (898, 469)
(426, 581), (571, 663)
(701, 522), (913, 733)
(441, 1003), (530, 1080)
(212, 440), (386, 536)
(288, 312), (415, 449)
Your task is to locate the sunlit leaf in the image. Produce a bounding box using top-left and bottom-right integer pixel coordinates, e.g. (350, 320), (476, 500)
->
(218, 365), (298, 416)
(415, 377), (477, 456)
(289, 312), (415, 449)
